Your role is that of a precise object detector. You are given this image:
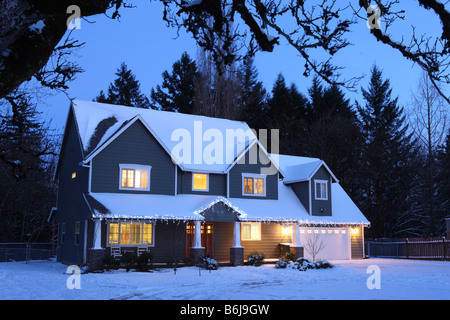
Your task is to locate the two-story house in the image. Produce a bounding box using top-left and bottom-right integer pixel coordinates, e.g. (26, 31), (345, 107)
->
(51, 100), (369, 269)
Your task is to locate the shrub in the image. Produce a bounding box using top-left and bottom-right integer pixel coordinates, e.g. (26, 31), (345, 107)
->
(275, 259), (288, 269)
(314, 260), (333, 269)
(136, 251), (154, 272)
(120, 252), (137, 272)
(247, 252), (265, 266)
(102, 254), (119, 271)
(197, 256), (219, 270)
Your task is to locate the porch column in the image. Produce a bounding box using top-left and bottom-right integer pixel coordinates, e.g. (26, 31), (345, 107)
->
(89, 218), (105, 271)
(230, 221), (244, 266)
(93, 218), (102, 249)
(190, 220), (205, 264)
(290, 222), (304, 259)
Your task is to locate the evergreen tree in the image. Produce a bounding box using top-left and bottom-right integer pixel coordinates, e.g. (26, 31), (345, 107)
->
(436, 130), (450, 231)
(305, 80), (363, 202)
(150, 52), (198, 113)
(95, 62), (150, 108)
(0, 93), (57, 242)
(357, 65), (417, 237)
(265, 74), (308, 156)
(238, 56), (267, 131)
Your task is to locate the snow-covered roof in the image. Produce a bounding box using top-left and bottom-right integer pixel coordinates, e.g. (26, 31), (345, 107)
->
(71, 99), (257, 173)
(86, 181), (368, 226)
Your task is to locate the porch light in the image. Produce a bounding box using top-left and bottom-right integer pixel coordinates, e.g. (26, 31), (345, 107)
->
(281, 226), (292, 235)
(351, 228), (359, 235)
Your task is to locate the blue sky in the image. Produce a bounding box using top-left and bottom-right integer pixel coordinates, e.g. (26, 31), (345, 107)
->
(37, 2), (448, 134)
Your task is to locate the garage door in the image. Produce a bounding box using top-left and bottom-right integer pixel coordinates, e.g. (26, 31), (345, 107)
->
(299, 228), (351, 260)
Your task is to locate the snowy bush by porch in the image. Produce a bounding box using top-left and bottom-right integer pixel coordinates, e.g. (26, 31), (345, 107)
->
(197, 257), (219, 270)
(275, 256), (333, 271)
(247, 252), (265, 266)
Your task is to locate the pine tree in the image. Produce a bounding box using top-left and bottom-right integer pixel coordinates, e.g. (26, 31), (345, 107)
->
(95, 62), (150, 108)
(0, 93), (57, 242)
(238, 56), (267, 131)
(357, 65), (417, 237)
(150, 52), (198, 113)
(436, 130), (450, 231)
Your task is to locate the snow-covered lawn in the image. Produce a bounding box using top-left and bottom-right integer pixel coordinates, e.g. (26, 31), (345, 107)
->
(0, 258), (448, 300)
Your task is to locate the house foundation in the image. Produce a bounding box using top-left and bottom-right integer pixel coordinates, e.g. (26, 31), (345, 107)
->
(189, 247), (205, 265)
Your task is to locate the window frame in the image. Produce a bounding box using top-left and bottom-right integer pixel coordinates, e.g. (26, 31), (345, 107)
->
(107, 221), (155, 247)
(119, 164), (152, 191)
(241, 222), (262, 241)
(192, 172), (209, 192)
(314, 179), (328, 200)
(241, 173), (266, 197)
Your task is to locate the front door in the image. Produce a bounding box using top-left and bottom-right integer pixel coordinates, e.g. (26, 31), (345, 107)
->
(186, 222), (214, 258)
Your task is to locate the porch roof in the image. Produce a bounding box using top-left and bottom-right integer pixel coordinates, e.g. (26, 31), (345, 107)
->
(86, 181), (369, 226)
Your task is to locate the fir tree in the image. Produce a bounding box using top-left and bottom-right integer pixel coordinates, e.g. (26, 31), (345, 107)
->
(357, 65), (417, 237)
(95, 62), (150, 108)
(150, 52), (198, 113)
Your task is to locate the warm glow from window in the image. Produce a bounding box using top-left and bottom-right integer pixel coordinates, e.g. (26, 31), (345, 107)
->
(121, 167), (149, 190)
(243, 175), (265, 196)
(193, 173), (208, 191)
(281, 226), (292, 235)
(242, 223), (261, 241)
(72, 172), (76, 179)
(109, 222), (153, 245)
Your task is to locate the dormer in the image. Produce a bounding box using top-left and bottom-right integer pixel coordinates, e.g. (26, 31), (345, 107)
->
(282, 160), (338, 216)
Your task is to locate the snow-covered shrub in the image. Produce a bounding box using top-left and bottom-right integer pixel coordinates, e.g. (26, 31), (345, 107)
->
(295, 258), (315, 271)
(275, 259), (288, 268)
(120, 252), (137, 272)
(197, 256), (219, 270)
(314, 260), (333, 269)
(247, 252), (265, 266)
(136, 251), (154, 272)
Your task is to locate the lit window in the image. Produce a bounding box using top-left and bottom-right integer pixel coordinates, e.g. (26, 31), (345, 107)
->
(315, 180), (328, 200)
(108, 222), (153, 246)
(192, 173), (208, 191)
(241, 222), (261, 241)
(119, 164), (151, 191)
(242, 174), (266, 196)
(72, 172), (76, 179)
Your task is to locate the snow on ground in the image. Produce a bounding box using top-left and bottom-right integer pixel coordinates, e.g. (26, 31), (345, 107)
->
(0, 258), (448, 300)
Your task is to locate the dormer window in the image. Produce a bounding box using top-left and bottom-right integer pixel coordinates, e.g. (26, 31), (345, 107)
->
(315, 180), (328, 200)
(192, 173), (209, 191)
(119, 164), (151, 191)
(242, 173), (266, 196)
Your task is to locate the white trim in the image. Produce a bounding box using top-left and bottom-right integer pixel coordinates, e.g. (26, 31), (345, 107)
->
(119, 164), (152, 191)
(314, 179), (329, 200)
(174, 164), (178, 195)
(192, 172), (209, 192)
(241, 173), (267, 197)
(88, 160), (92, 193)
(83, 220), (88, 264)
(308, 180), (312, 215)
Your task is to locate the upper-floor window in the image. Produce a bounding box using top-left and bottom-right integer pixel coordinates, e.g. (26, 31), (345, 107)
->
(75, 221), (81, 245)
(192, 173), (209, 191)
(242, 173), (266, 196)
(119, 164), (151, 191)
(315, 180), (328, 200)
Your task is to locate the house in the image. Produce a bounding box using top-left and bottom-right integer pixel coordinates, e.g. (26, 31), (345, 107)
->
(51, 100), (369, 269)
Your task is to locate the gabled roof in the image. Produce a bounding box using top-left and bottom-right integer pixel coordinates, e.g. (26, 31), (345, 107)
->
(71, 100), (259, 174)
(270, 154), (339, 183)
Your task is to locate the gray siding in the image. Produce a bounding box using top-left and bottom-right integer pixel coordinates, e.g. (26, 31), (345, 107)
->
(202, 203), (239, 222)
(290, 181), (310, 213)
(311, 166), (332, 216)
(228, 144), (278, 200)
(56, 109), (91, 266)
(178, 171), (226, 196)
(91, 120), (175, 195)
(213, 222), (234, 261)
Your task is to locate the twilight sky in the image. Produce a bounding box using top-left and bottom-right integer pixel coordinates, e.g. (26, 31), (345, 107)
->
(36, 2), (448, 134)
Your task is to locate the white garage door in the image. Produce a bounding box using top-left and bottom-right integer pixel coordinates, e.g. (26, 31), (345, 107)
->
(299, 228), (351, 261)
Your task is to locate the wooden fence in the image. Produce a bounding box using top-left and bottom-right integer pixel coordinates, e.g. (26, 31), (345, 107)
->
(366, 237), (449, 260)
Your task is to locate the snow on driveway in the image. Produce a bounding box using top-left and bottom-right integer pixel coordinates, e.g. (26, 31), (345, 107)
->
(0, 258), (448, 300)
